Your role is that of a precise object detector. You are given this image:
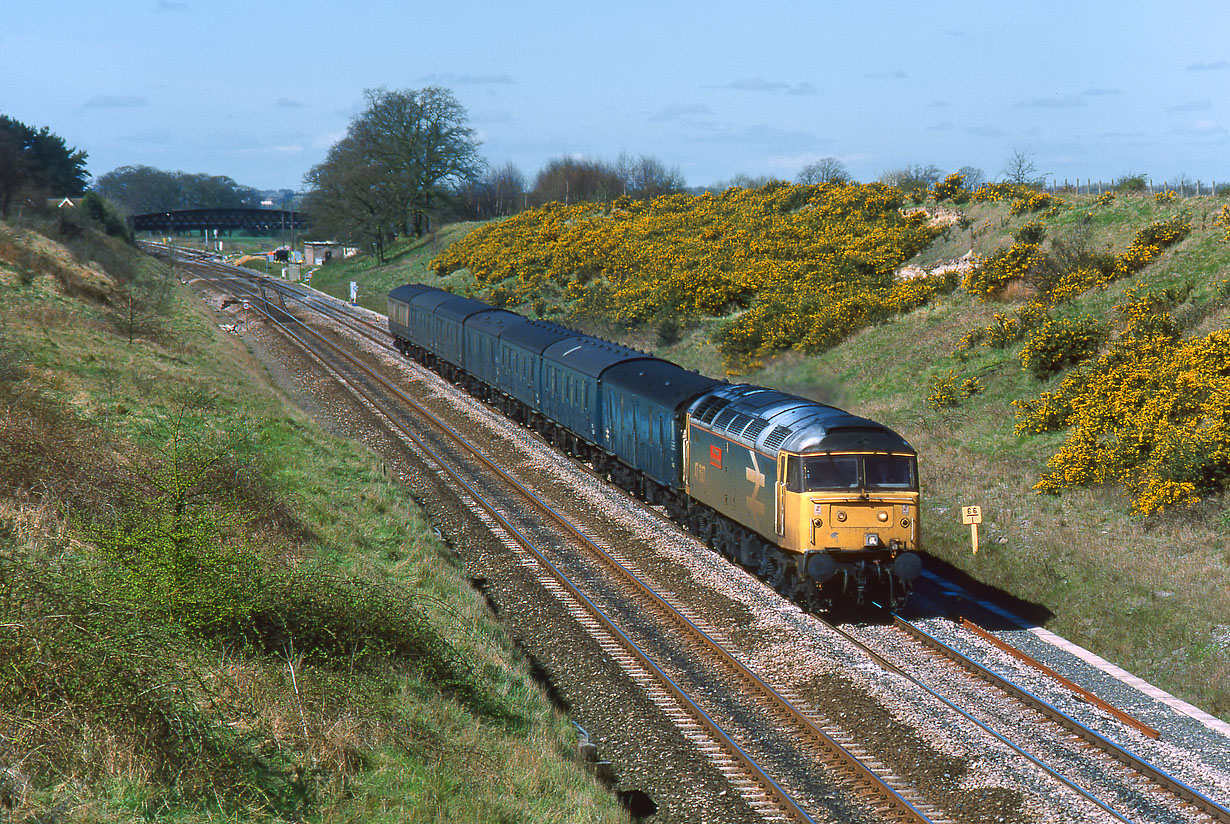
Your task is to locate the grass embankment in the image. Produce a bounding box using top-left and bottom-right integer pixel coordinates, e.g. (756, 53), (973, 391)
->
(0, 216), (627, 822)
(410, 185), (1230, 720)
(299, 223), (483, 315)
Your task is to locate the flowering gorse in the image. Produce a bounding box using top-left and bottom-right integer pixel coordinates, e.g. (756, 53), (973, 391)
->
(1013, 289), (1229, 513)
(432, 182), (944, 369)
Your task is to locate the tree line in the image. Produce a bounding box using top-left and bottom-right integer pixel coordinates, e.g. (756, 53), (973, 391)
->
(301, 87), (688, 260)
(91, 166), (285, 216)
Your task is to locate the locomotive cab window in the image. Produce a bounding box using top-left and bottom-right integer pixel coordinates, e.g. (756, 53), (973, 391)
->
(804, 456), (860, 490)
(790, 453), (918, 492)
(864, 455), (916, 489)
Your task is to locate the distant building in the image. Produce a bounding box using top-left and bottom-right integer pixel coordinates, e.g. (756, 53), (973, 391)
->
(303, 241), (357, 265)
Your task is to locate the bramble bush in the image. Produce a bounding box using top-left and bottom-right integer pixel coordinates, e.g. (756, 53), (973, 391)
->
(1014, 289), (1230, 513)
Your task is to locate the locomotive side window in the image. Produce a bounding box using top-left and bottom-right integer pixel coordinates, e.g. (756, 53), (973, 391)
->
(785, 455), (803, 492)
(803, 456), (859, 490)
(864, 455), (916, 490)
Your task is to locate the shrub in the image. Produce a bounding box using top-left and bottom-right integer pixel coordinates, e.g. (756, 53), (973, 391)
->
(933, 173), (967, 203)
(1215, 205), (1230, 243)
(1019, 315), (1110, 378)
(925, 370), (983, 408)
(1114, 173), (1148, 192)
(80, 192), (134, 242)
(1009, 191), (1067, 216)
(953, 303), (1048, 357)
(962, 222), (1047, 298)
(435, 182), (943, 367)
(1014, 290), (1230, 513)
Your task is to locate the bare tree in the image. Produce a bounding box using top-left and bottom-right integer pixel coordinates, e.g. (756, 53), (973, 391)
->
(956, 165), (985, 189)
(453, 162), (528, 219)
(1003, 149), (1043, 188)
(614, 153), (686, 198)
(796, 157), (849, 184)
(880, 164), (941, 199)
(531, 157), (624, 205)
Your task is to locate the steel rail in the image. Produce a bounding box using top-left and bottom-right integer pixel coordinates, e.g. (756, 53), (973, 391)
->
(893, 616), (1230, 824)
(954, 616), (1159, 739)
(181, 261), (824, 824)
(171, 245), (1230, 822)
(823, 613), (1147, 823)
(183, 253), (945, 823)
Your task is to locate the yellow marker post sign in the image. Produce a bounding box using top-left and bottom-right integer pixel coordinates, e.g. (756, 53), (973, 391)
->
(961, 505), (983, 554)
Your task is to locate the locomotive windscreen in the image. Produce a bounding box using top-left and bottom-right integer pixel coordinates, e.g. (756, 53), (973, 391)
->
(795, 454), (917, 492)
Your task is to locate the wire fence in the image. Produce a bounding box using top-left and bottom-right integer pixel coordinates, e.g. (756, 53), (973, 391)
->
(1043, 178), (1229, 197)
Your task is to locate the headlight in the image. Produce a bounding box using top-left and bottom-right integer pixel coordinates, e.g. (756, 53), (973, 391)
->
(901, 518), (911, 528)
(835, 511), (847, 522)
(877, 511), (888, 522)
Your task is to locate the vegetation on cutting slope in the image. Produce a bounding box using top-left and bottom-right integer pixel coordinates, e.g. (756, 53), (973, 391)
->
(0, 217), (626, 822)
(413, 180), (1230, 718)
(431, 181), (950, 370)
(254, 174), (1230, 719)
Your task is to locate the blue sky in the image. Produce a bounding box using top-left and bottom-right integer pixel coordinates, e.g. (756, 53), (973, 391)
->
(3, 0), (1228, 191)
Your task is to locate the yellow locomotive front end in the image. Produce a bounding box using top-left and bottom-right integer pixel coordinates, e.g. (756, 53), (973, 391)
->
(777, 450), (922, 606)
(683, 384), (923, 610)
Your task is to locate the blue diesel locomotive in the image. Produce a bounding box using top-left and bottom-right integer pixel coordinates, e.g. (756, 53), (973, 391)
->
(388, 283), (922, 609)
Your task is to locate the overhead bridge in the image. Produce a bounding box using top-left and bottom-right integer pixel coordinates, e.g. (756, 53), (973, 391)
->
(131, 208), (307, 234)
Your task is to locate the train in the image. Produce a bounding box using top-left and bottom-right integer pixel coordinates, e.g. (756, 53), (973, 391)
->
(387, 283), (922, 610)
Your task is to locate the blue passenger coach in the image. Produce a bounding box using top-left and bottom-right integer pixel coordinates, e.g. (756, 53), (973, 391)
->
(385, 283), (922, 609)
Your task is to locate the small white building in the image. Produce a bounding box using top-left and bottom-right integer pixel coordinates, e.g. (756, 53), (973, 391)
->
(303, 241), (358, 265)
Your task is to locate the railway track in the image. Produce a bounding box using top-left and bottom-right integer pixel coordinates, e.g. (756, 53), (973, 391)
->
(155, 244), (1230, 823)
(832, 612), (1230, 823)
(163, 248), (947, 823)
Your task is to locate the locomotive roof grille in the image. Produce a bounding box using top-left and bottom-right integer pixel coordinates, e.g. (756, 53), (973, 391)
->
(763, 425), (793, 451)
(742, 418), (769, 443)
(712, 408), (741, 430)
(693, 396), (728, 424)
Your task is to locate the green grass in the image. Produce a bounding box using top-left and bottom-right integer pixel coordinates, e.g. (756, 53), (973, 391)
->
(738, 193), (1230, 716)
(200, 190), (1230, 721)
(0, 219), (628, 822)
(356, 191), (1230, 719)
(303, 223), (486, 314)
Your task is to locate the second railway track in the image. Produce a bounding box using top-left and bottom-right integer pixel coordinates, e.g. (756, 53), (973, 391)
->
(160, 245), (1230, 824)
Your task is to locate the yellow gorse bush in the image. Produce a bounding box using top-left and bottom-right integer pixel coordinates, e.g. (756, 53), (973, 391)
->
(961, 221), (1047, 298)
(431, 182), (945, 368)
(1009, 191), (1068, 217)
(1214, 205), (1230, 243)
(1013, 289), (1230, 513)
(1048, 215), (1191, 302)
